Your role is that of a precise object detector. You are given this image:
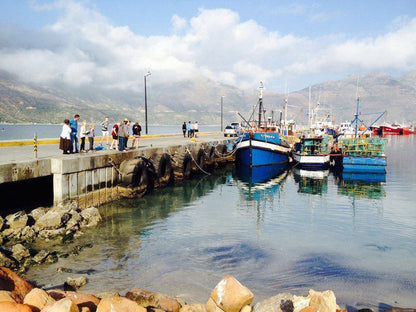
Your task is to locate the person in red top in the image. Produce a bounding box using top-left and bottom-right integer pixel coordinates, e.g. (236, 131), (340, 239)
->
(110, 122), (120, 150)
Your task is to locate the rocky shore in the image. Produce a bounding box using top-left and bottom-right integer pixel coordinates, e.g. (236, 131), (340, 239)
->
(0, 206), (414, 312)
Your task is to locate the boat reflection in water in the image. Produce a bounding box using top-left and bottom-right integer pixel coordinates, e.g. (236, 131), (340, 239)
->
(336, 172), (386, 199)
(293, 168), (329, 195)
(234, 163), (289, 203)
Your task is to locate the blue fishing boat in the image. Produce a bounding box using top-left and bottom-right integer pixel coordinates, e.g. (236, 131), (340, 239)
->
(292, 136), (331, 170)
(235, 82), (291, 168)
(337, 93), (387, 173)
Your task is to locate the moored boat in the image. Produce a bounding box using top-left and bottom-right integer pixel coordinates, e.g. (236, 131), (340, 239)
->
(235, 82), (291, 168)
(292, 135), (331, 170)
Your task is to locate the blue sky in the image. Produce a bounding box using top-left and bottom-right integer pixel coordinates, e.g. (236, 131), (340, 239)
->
(0, 0), (415, 92)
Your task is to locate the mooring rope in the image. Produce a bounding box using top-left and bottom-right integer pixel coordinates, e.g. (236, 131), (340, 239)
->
(185, 147), (211, 176)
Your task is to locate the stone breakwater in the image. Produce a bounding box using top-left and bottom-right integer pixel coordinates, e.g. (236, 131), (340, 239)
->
(1, 268), (408, 312)
(0, 204), (102, 273)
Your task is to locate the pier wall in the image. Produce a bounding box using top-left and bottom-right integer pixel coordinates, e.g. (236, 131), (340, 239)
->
(0, 139), (234, 212)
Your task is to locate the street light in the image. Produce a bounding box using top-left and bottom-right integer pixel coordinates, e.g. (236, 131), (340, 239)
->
(221, 95), (225, 132)
(144, 71), (151, 135)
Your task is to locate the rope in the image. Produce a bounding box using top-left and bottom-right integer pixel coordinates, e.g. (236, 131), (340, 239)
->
(185, 147), (211, 176)
(108, 157), (122, 176)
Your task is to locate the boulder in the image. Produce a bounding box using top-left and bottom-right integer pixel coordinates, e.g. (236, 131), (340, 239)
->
(0, 301), (32, 312)
(48, 289), (100, 311)
(38, 228), (67, 240)
(33, 249), (50, 264)
(21, 226), (36, 241)
(34, 210), (66, 231)
(97, 297), (146, 312)
(66, 211), (82, 231)
(29, 207), (47, 222)
(252, 293), (295, 312)
(6, 211), (28, 230)
(307, 290), (340, 312)
(95, 292), (120, 299)
(42, 298), (80, 312)
(2, 228), (22, 240)
(0, 215), (4, 231)
(12, 244), (30, 262)
(0, 290), (16, 302)
(180, 303), (208, 312)
(80, 207), (102, 228)
(209, 275), (254, 312)
(64, 276), (87, 290)
(240, 305), (252, 312)
(0, 266), (34, 302)
(126, 288), (182, 312)
(0, 249), (18, 268)
(23, 288), (56, 312)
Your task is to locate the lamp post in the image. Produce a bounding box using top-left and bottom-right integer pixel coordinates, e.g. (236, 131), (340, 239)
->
(144, 71), (151, 135)
(221, 95), (225, 132)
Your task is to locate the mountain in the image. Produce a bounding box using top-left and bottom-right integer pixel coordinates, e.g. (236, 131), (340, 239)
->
(0, 70), (415, 125)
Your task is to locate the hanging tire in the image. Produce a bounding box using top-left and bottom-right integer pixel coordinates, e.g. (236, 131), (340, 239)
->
(195, 148), (207, 173)
(172, 152), (192, 181)
(119, 158), (155, 198)
(205, 146), (216, 171)
(155, 153), (174, 187)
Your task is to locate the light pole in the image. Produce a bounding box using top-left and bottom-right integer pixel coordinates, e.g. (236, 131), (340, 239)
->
(144, 71), (151, 135)
(221, 95), (225, 132)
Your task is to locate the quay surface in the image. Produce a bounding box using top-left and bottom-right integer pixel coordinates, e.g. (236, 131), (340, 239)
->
(0, 132), (233, 209)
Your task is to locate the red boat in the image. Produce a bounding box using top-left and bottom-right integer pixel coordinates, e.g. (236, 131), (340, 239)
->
(380, 123), (411, 135)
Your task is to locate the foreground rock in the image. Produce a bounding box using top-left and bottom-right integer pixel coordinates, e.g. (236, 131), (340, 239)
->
(97, 297), (146, 312)
(0, 266), (34, 302)
(126, 288), (183, 312)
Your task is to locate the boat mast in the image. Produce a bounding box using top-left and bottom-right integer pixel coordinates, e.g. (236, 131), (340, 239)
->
(258, 81), (264, 128)
(308, 85), (311, 129)
(354, 77), (360, 137)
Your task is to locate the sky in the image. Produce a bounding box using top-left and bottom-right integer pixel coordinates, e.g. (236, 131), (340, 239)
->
(0, 0), (415, 93)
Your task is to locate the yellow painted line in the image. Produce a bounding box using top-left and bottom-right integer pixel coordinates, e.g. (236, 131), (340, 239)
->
(0, 132), (222, 147)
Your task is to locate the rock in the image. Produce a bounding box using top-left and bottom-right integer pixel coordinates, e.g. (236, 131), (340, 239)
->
(299, 306), (317, 312)
(64, 276), (88, 290)
(206, 298), (224, 312)
(0, 215), (4, 231)
(2, 227), (22, 240)
(12, 244), (30, 262)
(48, 289), (100, 311)
(0, 301), (33, 312)
(209, 275), (254, 312)
(180, 303), (208, 312)
(293, 295), (311, 312)
(38, 228), (67, 240)
(21, 226), (36, 241)
(34, 210), (66, 231)
(95, 292), (120, 299)
(6, 211), (28, 230)
(307, 290), (340, 312)
(240, 305), (252, 312)
(33, 249), (50, 264)
(0, 249), (18, 268)
(80, 207), (102, 228)
(0, 290), (16, 302)
(42, 298), (80, 312)
(23, 287), (56, 312)
(65, 211), (82, 231)
(252, 293), (294, 312)
(97, 297), (146, 312)
(126, 288), (182, 312)
(0, 266), (34, 302)
(29, 207), (47, 222)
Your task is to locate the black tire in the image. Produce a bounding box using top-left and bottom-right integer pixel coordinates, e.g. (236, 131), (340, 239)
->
(120, 158), (155, 197)
(156, 153), (174, 187)
(196, 148), (207, 172)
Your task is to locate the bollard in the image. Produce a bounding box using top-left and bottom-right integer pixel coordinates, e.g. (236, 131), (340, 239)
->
(34, 132), (38, 158)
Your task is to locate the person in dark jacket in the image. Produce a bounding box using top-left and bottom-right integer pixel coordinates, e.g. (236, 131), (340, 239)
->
(132, 122), (142, 149)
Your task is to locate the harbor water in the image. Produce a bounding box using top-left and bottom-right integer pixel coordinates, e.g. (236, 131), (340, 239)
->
(25, 135), (416, 310)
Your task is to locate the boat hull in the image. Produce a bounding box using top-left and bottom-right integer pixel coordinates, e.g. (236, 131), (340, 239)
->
(342, 156), (387, 173)
(235, 133), (290, 167)
(292, 153), (330, 170)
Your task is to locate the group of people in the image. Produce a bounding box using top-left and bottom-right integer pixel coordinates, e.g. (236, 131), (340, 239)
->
(182, 121), (199, 138)
(59, 114), (142, 154)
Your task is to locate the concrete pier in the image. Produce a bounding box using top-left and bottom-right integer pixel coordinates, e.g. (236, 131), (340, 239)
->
(0, 133), (234, 211)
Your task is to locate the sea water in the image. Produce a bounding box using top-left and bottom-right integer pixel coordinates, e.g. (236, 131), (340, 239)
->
(25, 135), (416, 310)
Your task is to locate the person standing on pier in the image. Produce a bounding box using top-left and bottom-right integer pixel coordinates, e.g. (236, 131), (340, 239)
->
(100, 116), (110, 147)
(88, 125), (95, 152)
(182, 122), (187, 137)
(118, 119), (129, 151)
(79, 120), (87, 153)
(69, 114), (80, 153)
(194, 121), (199, 138)
(110, 122), (120, 150)
(187, 121), (192, 138)
(59, 119), (72, 154)
(132, 122), (142, 149)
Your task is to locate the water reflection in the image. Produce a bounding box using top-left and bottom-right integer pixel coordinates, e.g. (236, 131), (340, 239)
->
(293, 168), (329, 195)
(335, 171), (386, 199)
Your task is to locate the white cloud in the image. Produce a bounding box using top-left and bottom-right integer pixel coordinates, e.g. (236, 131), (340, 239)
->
(0, 0), (415, 92)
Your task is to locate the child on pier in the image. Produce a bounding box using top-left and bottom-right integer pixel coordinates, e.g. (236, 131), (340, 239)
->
(88, 125), (95, 152)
